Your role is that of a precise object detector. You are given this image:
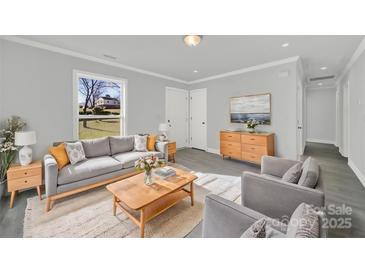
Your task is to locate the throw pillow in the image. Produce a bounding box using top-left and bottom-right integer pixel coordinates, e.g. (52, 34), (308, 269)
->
(147, 135), (157, 151)
(286, 203), (320, 238)
(64, 141), (87, 165)
(240, 218), (266, 238)
(48, 143), (70, 170)
(297, 157), (319, 188)
(282, 163), (302, 184)
(134, 135), (148, 152)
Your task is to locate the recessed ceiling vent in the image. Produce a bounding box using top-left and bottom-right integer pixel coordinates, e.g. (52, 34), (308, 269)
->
(309, 75), (335, 82)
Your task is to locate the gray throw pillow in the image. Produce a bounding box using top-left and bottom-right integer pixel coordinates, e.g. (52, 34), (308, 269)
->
(109, 136), (134, 154)
(241, 218), (266, 238)
(297, 157), (319, 188)
(64, 141), (87, 165)
(286, 203), (320, 238)
(134, 135), (147, 152)
(282, 163), (302, 184)
(81, 137), (111, 158)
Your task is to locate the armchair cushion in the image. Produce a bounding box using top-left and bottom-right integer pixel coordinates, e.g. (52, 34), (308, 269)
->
(298, 157), (319, 188)
(282, 162), (302, 184)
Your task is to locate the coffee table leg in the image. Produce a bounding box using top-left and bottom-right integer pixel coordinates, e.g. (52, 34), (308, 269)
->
(140, 209), (145, 238)
(112, 195), (117, 216)
(190, 182), (194, 206)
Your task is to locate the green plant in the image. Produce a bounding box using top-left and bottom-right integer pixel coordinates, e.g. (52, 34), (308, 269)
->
(246, 119), (260, 129)
(0, 116), (26, 183)
(135, 156), (164, 173)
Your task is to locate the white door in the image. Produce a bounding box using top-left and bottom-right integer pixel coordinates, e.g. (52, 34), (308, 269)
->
(296, 81), (304, 157)
(190, 88), (207, 150)
(165, 87), (189, 149)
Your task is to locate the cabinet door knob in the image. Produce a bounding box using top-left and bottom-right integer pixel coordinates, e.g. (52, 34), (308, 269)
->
(24, 180), (28, 183)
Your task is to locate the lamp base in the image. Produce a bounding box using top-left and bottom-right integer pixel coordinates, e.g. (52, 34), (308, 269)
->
(19, 145), (33, 166)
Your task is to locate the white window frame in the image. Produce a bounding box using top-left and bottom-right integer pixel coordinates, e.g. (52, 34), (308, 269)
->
(72, 70), (128, 139)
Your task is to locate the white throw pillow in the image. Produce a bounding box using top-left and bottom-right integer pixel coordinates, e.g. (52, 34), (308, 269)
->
(134, 135), (148, 152)
(64, 141), (87, 165)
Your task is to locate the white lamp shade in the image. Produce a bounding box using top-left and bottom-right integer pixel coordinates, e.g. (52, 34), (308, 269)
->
(158, 123), (168, 132)
(15, 131), (37, 146)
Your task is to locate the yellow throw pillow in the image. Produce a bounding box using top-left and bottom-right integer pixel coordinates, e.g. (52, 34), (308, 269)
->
(48, 143), (70, 170)
(147, 135), (157, 151)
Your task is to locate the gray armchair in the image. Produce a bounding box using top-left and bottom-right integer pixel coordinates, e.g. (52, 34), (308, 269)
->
(241, 156), (325, 221)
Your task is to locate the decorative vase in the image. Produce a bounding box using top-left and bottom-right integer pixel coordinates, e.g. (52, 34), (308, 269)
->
(248, 127), (255, 133)
(144, 170), (154, 185)
(0, 179), (6, 202)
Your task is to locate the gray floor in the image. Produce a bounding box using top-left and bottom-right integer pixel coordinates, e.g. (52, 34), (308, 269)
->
(1, 142), (364, 237)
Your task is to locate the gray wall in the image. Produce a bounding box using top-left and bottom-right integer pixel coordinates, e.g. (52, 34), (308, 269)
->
(347, 50), (365, 179)
(0, 40), (187, 160)
(306, 87), (336, 143)
(189, 62), (298, 159)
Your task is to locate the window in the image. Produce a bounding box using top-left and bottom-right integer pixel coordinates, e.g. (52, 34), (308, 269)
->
(73, 71), (126, 139)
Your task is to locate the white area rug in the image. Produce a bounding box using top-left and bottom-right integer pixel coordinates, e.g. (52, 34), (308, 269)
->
(23, 170), (241, 238)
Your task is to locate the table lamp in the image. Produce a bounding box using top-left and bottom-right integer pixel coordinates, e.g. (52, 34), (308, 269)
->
(158, 123), (169, 141)
(15, 131), (37, 166)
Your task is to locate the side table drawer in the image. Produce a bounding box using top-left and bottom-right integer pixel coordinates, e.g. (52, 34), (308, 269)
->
(8, 175), (42, 192)
(7, 167), (41, 180)
(168, 143), (176, 154)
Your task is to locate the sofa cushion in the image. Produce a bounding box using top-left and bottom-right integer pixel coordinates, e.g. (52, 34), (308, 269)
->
(282, 162), (302, 184)
(113, 151), (163, 168)
(58, 156), (122, 185)
(286, 203), (320, 238)
(109, 136), (134, 155)
(298, 157), (319, 188)
(81, 137), (111, 158)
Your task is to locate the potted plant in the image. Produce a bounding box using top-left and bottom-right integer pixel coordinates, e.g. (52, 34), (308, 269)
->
(246, 119), (260, 133)
(135, 156), (164, 185)
(0, 116), (26, 201)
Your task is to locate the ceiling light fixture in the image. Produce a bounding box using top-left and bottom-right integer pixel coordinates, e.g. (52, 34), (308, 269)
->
(281, 43), (289, 48)
(193, 69), (199, 73)
(183, 35), (203, 47)
(318, 82), (323, 86)
(320, 66), (328, 70)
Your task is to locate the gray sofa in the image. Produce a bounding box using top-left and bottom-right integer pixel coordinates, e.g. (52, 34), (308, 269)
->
(44, 136), (168, 210)
(241, 156), (325, 221)
(202, 194), (326, 238)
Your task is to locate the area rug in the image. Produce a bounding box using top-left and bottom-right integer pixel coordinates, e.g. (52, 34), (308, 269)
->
(23, 168), (241, 238)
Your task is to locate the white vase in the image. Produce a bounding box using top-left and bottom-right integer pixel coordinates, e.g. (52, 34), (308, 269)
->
(144, 170), (154, 185)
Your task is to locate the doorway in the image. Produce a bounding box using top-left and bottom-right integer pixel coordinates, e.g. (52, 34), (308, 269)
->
(165, 87), (189, 149)
(190, 88), (207, 151)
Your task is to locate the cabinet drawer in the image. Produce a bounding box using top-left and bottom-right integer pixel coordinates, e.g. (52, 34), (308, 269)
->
(241, 135), (267, 146)
(168, 143), (176, 154)
(221, 141), (241, 151)
(242, 144), (267, 155)
(221, 147), (241, 159)
(8, 175), (42, 192)
(7, 167), (41, 180)
(242, 152), (262, 164)
(220, 132), (240, 143)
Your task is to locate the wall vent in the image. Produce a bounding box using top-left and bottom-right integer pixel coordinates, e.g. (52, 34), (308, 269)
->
(309, 75), (335, 82)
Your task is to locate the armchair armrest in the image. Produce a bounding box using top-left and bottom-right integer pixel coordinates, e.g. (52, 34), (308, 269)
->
(44, 154), (58, 197)
(155, 141), (168, 163)
(261, 156), (300, 177)
(202, 194), (267, 238)
(241, 171), (324, 221)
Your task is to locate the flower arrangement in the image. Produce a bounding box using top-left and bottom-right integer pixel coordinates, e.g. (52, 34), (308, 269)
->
(135, 156), (164, 185)
(246, 119), (260, 132)
(0, 116), (26, 184)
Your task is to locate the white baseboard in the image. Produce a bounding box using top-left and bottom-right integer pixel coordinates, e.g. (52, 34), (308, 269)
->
(206, 147), (220, 155)
(348, 159), (365, 188)
(306, 138), (335, 145)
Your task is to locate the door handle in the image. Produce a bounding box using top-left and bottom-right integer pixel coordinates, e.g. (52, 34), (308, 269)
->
(202, 122), (205, 125)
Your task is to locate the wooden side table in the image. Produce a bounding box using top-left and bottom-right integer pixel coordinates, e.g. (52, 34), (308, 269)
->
(167, 141), (176, 163)
(7, 160), (42, 208)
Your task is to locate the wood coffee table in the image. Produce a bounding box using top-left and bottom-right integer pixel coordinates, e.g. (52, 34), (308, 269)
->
(106, 167), (197, 238)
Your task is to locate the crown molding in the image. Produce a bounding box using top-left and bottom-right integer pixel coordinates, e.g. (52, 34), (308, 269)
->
(0, 36), (188, 84)
(187, 56), (300, 84)
(336, 37), (365, 84)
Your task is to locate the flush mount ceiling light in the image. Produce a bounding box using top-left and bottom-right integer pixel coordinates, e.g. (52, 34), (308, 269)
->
(183, 35), (203, 47)
(320, 66), (328, 70)
(281, 43), (290, 48)
(318, 82), (323, 86)
(193, 69), (199, 73)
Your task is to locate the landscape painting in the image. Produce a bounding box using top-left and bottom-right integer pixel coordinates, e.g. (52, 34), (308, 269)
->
(230, 93), (271, 124)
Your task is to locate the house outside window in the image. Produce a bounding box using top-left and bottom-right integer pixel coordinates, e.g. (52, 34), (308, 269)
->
(74, 71), (127, 139)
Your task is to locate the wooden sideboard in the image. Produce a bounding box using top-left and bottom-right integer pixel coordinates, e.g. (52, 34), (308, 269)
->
(220, 130), (274, 165)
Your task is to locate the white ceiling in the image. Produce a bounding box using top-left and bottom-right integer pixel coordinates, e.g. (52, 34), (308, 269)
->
(20, 35), (364, 85)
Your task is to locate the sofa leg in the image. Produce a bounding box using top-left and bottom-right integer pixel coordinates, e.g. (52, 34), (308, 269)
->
(46, 197), (53, 212)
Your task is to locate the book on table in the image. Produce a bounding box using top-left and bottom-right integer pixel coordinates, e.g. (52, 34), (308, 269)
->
(154, 167), (176, 179)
